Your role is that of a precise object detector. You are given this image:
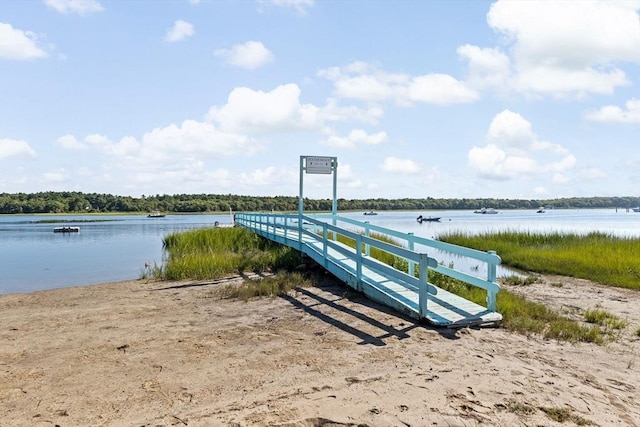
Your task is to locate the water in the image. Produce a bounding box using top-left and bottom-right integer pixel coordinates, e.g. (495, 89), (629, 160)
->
(1, 209), (638, 295)
(0, 213), (233, 294)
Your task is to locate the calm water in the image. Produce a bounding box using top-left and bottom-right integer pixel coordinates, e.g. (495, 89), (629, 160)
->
(1, 209), (638, 295)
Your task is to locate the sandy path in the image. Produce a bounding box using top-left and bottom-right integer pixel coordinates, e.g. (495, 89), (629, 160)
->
(1, 273), (638, 426)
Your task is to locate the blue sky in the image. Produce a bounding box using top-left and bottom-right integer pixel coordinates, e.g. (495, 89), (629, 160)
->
(1, 0), (639, 199)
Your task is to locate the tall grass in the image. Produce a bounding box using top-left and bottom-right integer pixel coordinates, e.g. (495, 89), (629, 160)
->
(438, 231), (640, 290)
(155, 227), (300, 280)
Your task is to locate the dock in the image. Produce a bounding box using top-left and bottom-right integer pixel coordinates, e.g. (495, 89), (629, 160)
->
(235, 212), (502, 327)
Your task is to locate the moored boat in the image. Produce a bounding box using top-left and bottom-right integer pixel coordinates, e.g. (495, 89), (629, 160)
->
(474, 207), (498, 214)
(416, 215), (441, 223)
(147, 211), (166, 218)
(53, 226), (80, 233)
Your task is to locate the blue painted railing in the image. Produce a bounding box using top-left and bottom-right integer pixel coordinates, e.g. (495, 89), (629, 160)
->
(234, 212), (501, 314)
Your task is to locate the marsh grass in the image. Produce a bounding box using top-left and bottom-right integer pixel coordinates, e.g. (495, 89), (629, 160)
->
(155, 227), (300, 281)
(439, 231), (640, 290)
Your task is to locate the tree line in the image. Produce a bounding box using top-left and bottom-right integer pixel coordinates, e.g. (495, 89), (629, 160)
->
(0, 192), (638, 214)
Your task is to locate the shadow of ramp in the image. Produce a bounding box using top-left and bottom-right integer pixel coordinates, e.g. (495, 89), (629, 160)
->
(280, 283), (459, 345)
(280, 291), (388, 346)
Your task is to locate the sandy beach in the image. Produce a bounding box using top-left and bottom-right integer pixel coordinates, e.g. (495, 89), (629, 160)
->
(1, 273), (639, 427)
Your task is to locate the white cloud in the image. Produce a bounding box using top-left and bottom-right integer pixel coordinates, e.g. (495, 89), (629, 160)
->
(581, 167), (608, 180)
(320, 98), (384, 125)
(42, 168), (69, 182)
(0, 23), (48, 60)
(319, 62), (477, 106)
(207, 84), (320, 133)
(141, 120), (260, 158)
(487, 110), (535, 148)
(322, 129), (388, 148)
(214, 41), (273, 69)
(484, 0), (639, 97)
(0, 138), (37, 159)
(380, 157), (420, 174)
(164, 20), (195, 43)
(468, 110), (576, 180)
(257, 0), (314, 14)
(407, 74), (479, 105)
(43, 0), (104, 15)
(238, 166), (297, 191)
(457, 44), (510, 90)
(585, 99), (640, 124)
(56, 134), (86, 150)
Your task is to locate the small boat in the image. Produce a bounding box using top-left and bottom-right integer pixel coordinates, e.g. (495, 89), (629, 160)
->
(363, 211), (378, 216)
(633, 207), (640, 212)
(147, 212), (166, 218)
(474, 207), (498, 214)
(537, 207), (545, 213)
(54, 226), (80, 233)
(416, 215), (440, 223)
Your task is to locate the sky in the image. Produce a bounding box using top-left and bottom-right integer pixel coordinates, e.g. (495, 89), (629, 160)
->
(0, 0), (639, 200)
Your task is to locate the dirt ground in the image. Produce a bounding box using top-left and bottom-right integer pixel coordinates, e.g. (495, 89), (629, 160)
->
(1, 272), (639, 427)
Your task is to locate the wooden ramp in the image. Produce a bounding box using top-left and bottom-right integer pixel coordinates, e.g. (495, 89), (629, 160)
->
(236, 213), (502, 327)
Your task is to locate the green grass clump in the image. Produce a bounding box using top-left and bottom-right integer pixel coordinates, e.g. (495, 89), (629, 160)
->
(584, 308), (627, 333)
(539, 406), (596, 425)
(154, 227), (300, 281)
(439, 231), (640, 290)
(214, 272), (312, 301)
(505, 400), (536, 415)
(501, 274), (540, 286)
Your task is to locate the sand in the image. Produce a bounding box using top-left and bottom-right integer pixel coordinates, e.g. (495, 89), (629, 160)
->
(1, 272), (639, 427)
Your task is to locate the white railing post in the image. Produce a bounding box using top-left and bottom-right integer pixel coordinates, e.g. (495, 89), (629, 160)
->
(364, 221), (371, 257)
(356, 234), (363, 291)
(408, 232), (415, 277)
(487, 250), (498, 311)
(418, 253), (429, 318)
(322, 223), (328, 267)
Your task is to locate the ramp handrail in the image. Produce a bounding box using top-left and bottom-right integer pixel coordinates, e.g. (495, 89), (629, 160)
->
(234, 212), (501, 312)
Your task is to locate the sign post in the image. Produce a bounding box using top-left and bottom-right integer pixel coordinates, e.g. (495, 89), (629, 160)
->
(299, 155), (338, 229)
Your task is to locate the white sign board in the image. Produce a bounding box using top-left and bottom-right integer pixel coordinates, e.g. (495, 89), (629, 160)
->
(306, 156), (333, 174)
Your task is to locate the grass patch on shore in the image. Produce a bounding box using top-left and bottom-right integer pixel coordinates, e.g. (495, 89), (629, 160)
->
(154, 227), (300, 281)
(438, 231), (640, 290)
(214, 272), (312, 301)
